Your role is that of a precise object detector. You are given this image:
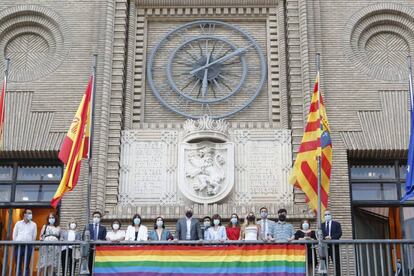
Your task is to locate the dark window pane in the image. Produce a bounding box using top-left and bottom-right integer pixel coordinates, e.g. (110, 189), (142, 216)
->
(352, 183), (398, 201)
(351, 165), (395, 180)
(400, 165), (408, 180)
(15, 185), (40, 202)
(17, 166), (61, 181)
(0, 185), (11, 201)
(0, 166), (13, 181)
(38, 185), (58, 202)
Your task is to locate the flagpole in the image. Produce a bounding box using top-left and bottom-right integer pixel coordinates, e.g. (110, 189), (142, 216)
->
(1, 58), (11, 276)
(86, 54), (97, 227)
(408, 56), (413, 113)
(80, 54), (97, 276)
(316, 53), (322, 237)
(315, 53), (328, 274)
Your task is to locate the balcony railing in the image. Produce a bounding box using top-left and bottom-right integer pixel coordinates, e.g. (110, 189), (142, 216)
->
(0, 239), (413, 276)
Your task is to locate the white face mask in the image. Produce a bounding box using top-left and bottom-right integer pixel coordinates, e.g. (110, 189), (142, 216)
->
(213, 219), (220, 226)
(156, 220), (163, 228)
(69, 223), (77, 230)
(112, 224), (120, 230)
(26, 214), (33, 221)
(325, 214), (332, 222)
(204, 221), (210, 227)
(93, 217), (100, 224)
(231, 217), (238, 224)
(49, 218), (55, 225)
(302, 223), (310, 230)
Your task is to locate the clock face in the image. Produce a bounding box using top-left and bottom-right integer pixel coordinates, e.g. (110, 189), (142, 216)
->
(147, 20), (266, 119)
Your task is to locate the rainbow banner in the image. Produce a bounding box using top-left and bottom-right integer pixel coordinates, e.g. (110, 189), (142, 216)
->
(94, 244), (306, 276)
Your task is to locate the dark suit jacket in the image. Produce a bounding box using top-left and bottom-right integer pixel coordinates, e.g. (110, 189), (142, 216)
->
(86, 224), (107, 241)
(321, 220), (342, 240)
(175, 217), (202, 240)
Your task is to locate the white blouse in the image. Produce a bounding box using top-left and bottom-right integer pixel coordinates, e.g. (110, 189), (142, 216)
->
(106, 230), (126, 241)
(125, 225), (148, 241)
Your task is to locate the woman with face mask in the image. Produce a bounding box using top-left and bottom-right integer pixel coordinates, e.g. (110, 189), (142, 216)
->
(294, 220), (317, 271)
(206, 214), (228, 241)
(39, 212), (61, 274)
(149, 217), (173, 241)
(61, 219), (81, 275)
(106, 219), (126, 242)
(241, 212), (261, 241)
(125, 214), (148, 241)
(226, 213), (241, 240)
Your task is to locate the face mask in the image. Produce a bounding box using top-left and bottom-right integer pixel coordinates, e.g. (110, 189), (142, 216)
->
(93, 217), (100, 224)
(133, 218), (141, 225)
(302, 223), (310, 230)
(325, 214), (332, 222)
(26, 214), (33, 221)
(185, 211), (193, 218)
(112, 224), (120, 230)
(204, 221), (210, 227)
(156, 220), (163, 228)
(231, 217), (238, 224)
(69, 223), (77, 230)
(213, 219), (220, 226)
(49, 218), (55, 225)
(247, 216), (255, 222)
(278, 214), (286, 221)
(260, 212), (268, 219)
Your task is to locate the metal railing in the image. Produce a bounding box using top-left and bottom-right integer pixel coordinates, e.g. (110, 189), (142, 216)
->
(0, 239), (413, 276)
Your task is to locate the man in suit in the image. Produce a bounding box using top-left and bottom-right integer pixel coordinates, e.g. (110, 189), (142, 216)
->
(85, 211), (107, 273)
(256, 207), (276, 240)
(321, 210), (342, 275)
(175, 208), (203, 240)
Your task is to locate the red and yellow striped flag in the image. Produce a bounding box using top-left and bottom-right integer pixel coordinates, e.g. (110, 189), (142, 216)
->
(51, 77), (92, 208)
(289, 73), (332, 213)
(0, 75), (6, 150)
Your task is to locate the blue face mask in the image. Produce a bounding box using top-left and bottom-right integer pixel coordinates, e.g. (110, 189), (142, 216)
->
(231, 217), (238, 224)
(133, 218), (141, 225)
(325, 214), (332, 222)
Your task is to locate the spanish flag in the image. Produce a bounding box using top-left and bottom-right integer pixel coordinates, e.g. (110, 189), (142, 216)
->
(289, 72), (332, 213)
(51, 77), (92, 208)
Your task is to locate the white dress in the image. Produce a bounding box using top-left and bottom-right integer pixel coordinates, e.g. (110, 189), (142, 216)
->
(244, 225), (258, 241)
(39, 225), (60, 268)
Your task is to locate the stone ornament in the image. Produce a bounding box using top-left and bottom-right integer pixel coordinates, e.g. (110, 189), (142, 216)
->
(178, 140), (235, 204)
(343, 3), (414, 81)
(0, 5), (70, 82)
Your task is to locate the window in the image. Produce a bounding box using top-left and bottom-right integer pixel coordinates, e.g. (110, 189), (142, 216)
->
(0, 162), (62, 206)
(350, 162), (410, 203)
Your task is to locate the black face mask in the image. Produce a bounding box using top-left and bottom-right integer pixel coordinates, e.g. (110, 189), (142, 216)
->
(278, 214), (286, 221)
(247, 216), (255, 222)
(185, 211), (193, 218)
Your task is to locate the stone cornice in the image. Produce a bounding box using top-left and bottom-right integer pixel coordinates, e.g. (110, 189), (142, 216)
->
(136, 0), (278, 7)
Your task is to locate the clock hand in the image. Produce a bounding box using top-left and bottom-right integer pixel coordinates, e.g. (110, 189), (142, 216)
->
(201, 52), (212, 97)
(190, 44), (253, 75)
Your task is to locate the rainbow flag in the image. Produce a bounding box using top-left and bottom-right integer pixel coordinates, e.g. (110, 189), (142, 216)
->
(94, 244), (306, 276)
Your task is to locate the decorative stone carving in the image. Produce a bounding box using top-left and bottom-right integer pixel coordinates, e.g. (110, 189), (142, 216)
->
(178, 141), (235, 204)
(0, 5), (70, 82)
(343, 3), (414, 81)
(183, 115), (229, 142)
(117, 119), (292, 213)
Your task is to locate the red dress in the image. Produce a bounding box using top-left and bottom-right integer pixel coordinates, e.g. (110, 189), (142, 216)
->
(226, 226), (241, 240)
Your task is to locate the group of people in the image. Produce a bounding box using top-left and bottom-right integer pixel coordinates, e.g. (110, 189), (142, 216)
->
(12, 207), (342, 275)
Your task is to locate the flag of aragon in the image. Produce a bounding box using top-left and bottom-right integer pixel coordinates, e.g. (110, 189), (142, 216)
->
(51, 77), (92, 208)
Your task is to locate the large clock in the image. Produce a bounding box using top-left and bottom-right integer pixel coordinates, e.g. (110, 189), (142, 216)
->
(147, 20), (266, 119)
